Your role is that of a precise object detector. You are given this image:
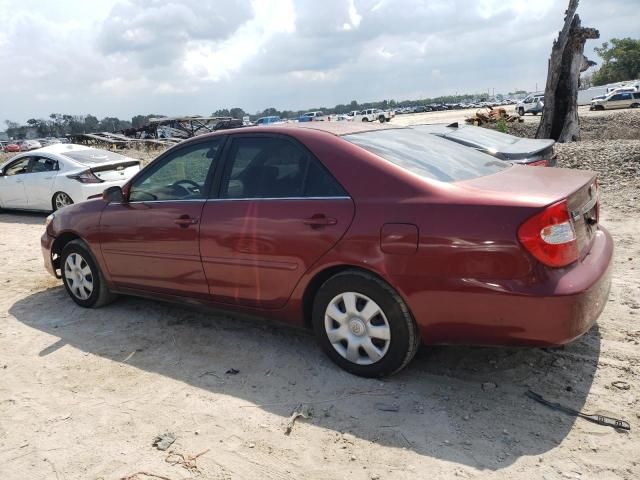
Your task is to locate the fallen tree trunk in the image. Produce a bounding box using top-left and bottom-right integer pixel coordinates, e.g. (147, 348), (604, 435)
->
(536, 0), (599, 142)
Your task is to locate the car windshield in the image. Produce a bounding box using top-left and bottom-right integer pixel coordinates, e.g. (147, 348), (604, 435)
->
(62, 149), (131, 165)
(344, 128), (509, 183)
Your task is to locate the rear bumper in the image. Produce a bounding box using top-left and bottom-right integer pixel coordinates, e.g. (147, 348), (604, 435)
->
(413, 227), (614, 346)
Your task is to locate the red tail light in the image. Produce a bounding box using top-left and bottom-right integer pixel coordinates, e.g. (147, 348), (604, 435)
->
(518, 200), (578, 268)
(528, 159), (549, 167)
(67, 169), (103, 183)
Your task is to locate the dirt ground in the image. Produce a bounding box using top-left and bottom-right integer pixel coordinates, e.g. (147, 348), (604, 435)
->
(1, 110), (639, 480)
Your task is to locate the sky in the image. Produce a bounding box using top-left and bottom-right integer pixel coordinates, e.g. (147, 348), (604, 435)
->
(0, 0), (638, 125)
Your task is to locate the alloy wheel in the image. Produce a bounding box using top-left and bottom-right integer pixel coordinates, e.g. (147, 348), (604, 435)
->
(64, 253), (94, 300)
(54, 192), (73, 210)
(324, 292), (391, 365)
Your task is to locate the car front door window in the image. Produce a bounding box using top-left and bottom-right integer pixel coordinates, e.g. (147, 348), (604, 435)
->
(129, 140), (223, 202)
(4, 158), (31, 176)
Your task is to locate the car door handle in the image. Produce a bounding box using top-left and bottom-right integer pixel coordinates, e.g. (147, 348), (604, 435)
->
(174, 215), (199, 227)
(303, 214), (337, 227)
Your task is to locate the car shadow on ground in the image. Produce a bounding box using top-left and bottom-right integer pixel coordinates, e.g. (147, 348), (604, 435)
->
(10, 286), (601, 471)
(0, 211), (48, 225)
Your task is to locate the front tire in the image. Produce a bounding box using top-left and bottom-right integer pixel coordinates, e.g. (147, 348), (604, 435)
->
(312, 270), (420, 377)
(61, 240), (117, 308)
(362, 117), (369, 122)
(518, 107), (525, 116)
(52, 192), (74, 211)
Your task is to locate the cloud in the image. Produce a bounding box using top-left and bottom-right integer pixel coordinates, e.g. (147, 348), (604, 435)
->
(0, 0), (638, 124)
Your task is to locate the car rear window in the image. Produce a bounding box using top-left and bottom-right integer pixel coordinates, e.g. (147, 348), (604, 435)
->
(62, 149), (132, 165)
(343, 129), (509, 182)
(417, 125), (519, 147)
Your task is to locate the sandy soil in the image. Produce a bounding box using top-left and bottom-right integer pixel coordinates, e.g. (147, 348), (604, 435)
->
(1, 113), (639, 479)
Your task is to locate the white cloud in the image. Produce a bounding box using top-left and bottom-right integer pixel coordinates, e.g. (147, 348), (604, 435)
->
(0, 0), (638, 124)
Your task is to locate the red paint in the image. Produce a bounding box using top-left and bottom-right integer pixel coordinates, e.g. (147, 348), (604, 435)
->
(42, 125), (613, 347)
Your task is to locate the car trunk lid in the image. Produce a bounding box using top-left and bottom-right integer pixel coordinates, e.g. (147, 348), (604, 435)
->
(90, 161), (140, 182)
(458, 165), (599, 256)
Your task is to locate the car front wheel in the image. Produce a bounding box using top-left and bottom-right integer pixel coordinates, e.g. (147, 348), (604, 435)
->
(52, 192), (74, 211)
(61, 240), (117, 308)
(312, 270), (420, 377)
(518, 107), (525, 116)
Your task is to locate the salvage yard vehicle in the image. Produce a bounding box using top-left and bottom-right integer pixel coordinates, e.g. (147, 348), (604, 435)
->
(298, 111), (325, 122)
(590, 91), (640, 111)
(0, 144), (140, 212)
(2, 142), (20, 153)
(41, 123), (612, 377)
(516, 93), (545, 116)
(416, 123), (557, 166)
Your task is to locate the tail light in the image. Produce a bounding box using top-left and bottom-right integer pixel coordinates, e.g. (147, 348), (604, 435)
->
(67, 170), (103, 183)
(518, 200), (578, 268)
(528, 159), (549, 167)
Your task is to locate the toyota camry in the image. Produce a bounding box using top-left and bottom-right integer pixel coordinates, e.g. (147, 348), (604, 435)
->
(41, 123), (613, 377)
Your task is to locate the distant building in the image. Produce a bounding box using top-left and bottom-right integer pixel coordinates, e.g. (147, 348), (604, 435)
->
(0, 131), (8, 141)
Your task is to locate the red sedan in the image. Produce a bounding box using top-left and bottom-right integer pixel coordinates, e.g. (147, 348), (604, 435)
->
(3, 143), (21, 153)
(41, 124), (613, 377)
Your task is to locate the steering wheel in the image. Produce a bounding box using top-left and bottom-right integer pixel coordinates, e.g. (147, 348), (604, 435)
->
(171, 179), (201, 195)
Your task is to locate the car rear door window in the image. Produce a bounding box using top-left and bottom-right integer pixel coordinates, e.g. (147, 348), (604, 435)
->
(129, 139), (224, 202)
(344, 129), (509, 183)
(30, 157), (58, 173)
(221, 136), (346, 199)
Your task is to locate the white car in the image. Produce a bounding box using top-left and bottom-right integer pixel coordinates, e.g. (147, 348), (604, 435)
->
(0, 144), (141, 212)
(516, 93), (545, 116)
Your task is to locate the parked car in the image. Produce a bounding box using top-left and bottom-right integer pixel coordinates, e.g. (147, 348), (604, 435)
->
(41, 123), (612, 377)
(298, 111), (324, 122)
(3, 142), (21, 153)
(0, 144), (140, 212)
(590, 91), (640, 111)
(416, 123), (557, 166)
(255, 116), (284, 125)
(20, 140), (42, 151)
(516, 93), (544, 116)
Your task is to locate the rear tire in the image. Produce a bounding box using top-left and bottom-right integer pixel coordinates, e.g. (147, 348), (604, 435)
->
(61, 240), (117, 308)
(631, 103), (640, 109)
(52, 192), (74, 211)
(312, 270), (420, 377)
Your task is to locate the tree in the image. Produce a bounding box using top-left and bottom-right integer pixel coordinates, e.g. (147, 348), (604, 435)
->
(229, 107), (246, 119)
(592, 38), (640, 86)
(536, 0), (599, 142)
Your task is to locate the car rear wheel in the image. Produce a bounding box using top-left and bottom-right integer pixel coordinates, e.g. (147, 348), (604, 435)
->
(312, 270), (420, 377)
(631, 103), (640, 109)
(52, 192), (74, 211)
(61, 240), (117, 308)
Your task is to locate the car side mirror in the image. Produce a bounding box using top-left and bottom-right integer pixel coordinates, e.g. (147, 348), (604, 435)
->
(103, 186), (125, 203)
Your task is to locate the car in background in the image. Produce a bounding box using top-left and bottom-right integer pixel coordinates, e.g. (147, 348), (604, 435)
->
(590, 91), (640, 111)
(3, 142), (21, 153)
(516, 93), (544, 116)
(42, 123), (611, 377)
(0, 144), (140, 212)
(20, 140), (42, 151)
(298, 111), (325, 122)
(416, 123), (557, 166)
(255, 116), (285, 125)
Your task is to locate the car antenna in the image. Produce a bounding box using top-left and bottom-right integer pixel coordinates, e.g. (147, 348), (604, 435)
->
(446, 122), (459, 128)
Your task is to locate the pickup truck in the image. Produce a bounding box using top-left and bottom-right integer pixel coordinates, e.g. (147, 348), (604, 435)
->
(298, 111), (325, 122)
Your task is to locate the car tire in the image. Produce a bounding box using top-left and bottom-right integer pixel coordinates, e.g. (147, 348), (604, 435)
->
(311, 270), (420, 377)
(518, 108), (525, 116)
(631, 103), (640, 109)
(379, 116), (386, 123)
(61, 239), (117, 308)
(52, 192), (74, 211)
(596, 105), (605, 111)
(362, 118), (369, 122)
(532, 111), (538, 116)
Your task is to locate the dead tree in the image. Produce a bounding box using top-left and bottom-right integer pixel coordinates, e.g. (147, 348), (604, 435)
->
(536, 0), (599, 142)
